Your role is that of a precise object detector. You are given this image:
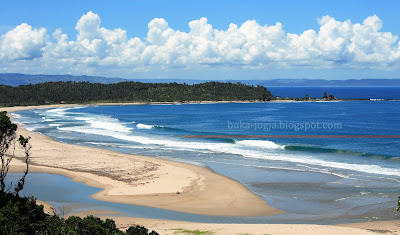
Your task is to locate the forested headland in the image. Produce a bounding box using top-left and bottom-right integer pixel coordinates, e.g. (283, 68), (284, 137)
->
(0, 81), (274, 106)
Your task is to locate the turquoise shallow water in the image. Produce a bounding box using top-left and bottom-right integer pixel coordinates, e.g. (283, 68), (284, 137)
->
(12, 100), (400, 224)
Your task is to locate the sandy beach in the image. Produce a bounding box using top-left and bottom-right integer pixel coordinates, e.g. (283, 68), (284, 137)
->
(2, 104), (282, 217)
(2, 104), (399, 234)
(39, 203), (400, 234)
(70, 210), (400, 235)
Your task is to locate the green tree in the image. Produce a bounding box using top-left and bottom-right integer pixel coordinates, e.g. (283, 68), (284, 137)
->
(126, 225), (159, 235)
(0, 190), (160, 234)
(0, 81), (275, 106)
(0, 111), (31, 194)
(322, 92), (328, 99)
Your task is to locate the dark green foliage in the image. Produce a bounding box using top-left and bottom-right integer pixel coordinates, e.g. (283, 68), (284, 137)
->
(126, 225), (159, 235)
(0, 191), (158, 234)
(1, 111), (30, 194)
(0, 111), (17, 138)
(0, 81), (274, 106)
(397, 195), (400, 211)
(62, 216), (124, 235)
(0, 191), (49, 234)
(0, 110), (17, 192)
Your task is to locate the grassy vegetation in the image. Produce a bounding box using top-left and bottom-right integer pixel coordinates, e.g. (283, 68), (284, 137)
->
(172, 228), (215, 235)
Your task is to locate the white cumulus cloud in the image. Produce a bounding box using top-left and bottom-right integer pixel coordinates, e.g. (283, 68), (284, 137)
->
(0, 23), (48, 60)
(1, 11), (400, 76)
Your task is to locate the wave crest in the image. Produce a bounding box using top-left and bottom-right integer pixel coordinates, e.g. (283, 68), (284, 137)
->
(136, 123), (153, 129)
(235, 140), (285, 150)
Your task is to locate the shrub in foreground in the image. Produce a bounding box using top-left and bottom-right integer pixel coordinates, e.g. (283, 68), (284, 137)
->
(0, 191), (158, 234)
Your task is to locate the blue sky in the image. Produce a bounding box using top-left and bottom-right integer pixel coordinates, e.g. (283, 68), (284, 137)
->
(1, 0), (400, 80)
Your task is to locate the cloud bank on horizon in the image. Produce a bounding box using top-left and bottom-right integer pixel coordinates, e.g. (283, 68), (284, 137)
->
(0, 11), (399, 77)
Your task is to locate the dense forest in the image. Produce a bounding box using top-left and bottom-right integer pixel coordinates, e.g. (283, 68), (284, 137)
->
(0, 81), (274, 106)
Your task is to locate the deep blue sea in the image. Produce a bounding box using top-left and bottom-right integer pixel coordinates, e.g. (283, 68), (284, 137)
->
(11, 87), (400, 224)
(268, 86), (400, 99)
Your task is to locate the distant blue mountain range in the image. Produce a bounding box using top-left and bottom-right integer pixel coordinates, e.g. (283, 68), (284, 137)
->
(1, 73), (400, 87)
(0, 73), (127, 86)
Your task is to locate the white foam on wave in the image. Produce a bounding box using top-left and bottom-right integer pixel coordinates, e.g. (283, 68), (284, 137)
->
(110, 133), (400, 177)
(46, 106), (86, 113)
(75, 116), (133, 133)
(11, 113), (21, 119)
(240, 151), (400, 177)
(136, 123), (153, 129)
(10, 113), (22, 124)
(236, 140), (285, 150)
(57, 121), (400, 177)
(58, 122), (232, 152)
(45, 107), (400, 178)
(58, 126), (118, 136)
(45, 106), (87, 117)
(134, 137), (400, 177)
(25, 127), (37, 131)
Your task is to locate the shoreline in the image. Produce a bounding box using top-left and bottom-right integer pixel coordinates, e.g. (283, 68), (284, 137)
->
(32, 203), (400, 235)
(2, 104), (399, 234)
(1, 97), (395, 111)
(2, 104), (283, 217)
(70, 210), (400, 234)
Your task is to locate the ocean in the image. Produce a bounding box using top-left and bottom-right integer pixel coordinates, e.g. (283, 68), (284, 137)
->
(11, 87), (400, 224)
(268, 86), (400, 99)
